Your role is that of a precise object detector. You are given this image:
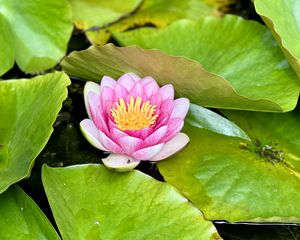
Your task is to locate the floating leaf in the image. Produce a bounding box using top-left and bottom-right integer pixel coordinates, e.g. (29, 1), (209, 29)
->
(158, 104), (300, 222)
(0, 0), (72, 75)
(254, 0), (300, 79)
(0, 72), (70, 193)
(0, 185), (60, 240)
(62, 43), (296, 112)
(84, 0), (215, 45)
(42, 164), (220, 239)
(114, 15), (299, 112)
(69, 0), (142, 30)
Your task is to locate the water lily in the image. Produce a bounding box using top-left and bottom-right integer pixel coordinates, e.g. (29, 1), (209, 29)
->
(80, 73), (190, 171)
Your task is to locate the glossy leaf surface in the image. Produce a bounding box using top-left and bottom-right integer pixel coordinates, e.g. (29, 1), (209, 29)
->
(42, 164), (220, 240)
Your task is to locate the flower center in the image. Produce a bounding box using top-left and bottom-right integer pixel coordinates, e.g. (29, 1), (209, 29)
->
(111, 96), (157, 131)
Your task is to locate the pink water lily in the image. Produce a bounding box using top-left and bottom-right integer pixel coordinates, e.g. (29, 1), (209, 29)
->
(80, 73), (190, 171)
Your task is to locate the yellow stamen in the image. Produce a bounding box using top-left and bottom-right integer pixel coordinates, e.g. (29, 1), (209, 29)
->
(111, 96), (157, 131)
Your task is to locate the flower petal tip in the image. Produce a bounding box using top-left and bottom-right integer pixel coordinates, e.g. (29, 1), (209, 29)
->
(102, 154), (140, 172)
(84, 81), (100, 118)
(151, 133), (190, 161)
(80, 119), (108, 151)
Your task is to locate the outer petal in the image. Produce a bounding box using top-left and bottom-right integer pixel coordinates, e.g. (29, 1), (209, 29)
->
(162, 118), (184, 142)
(88, 92), (109, 134)
(100, 76), (116, 92)
(159, 84), (174, 100)
(110, 127), (128, 141)
(102, 153), (140, 172)
(118, 72), (141, 91)
(84, 81), (100, 119)
(99, 130), (123, 153)
(80, 119), (108, 151)
(118, 136), (143, 155)
(144, 126), (168, 146)
(170, 98), (190, 119)
(151, 133), (189, 161)
(132, 143), (164, 160)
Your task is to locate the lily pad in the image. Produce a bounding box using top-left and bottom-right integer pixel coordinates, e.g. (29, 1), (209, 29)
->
(62, 43), (297, 112)
(0, 72), (70, 193)
(70, 0), (142, 31)
(42, 164), (220, 239)
(0, 185), (60, 240)
(254, 0), (300, 79)
(113, 15), (300, 112)
(84, 0), (215, 45)
(158, 104), (300, 222)
(0, 0), (72, 75)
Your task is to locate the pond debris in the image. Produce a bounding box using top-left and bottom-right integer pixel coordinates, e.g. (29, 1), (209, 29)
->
(239, 140), (284, 164)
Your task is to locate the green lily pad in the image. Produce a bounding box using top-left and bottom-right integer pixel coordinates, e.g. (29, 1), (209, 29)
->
(84, 0), (215, 45)
(0, 0), (72, 75)
(42, 164), (220, 239)
(0, 72), (70, 193)
(70, 0), (142, 31)
(62, 43), (297, 112)
(0, 185), (60, 240)
(113, 15), (300, 112)
(158, 104), (300, 222)
(254, 0), (300, 79)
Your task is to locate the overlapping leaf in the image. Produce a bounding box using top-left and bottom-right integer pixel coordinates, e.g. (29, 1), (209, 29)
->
(42, 164), (220, 240)
(83, 0), (215, 45)
(0, 72), (70, 193)
(0, 0), (72, 75)
(0, 185), (60, 240)
(62, 42), (297, 112)
(158, 104), (300, 222)
(254, 0), (300, 79)
(114, 15), (300, 112)
(69, 0), (142, 31)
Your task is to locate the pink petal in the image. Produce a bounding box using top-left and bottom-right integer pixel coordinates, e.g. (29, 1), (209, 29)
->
(118, 136), (143, 155)
(114, 83), (128, 101)
(99, 130), (123, 153)
(144, 126), (168, 146)
(156, 99), (174, 123)
(170, 98), (190, 119)
(159, 84), (174, 100)
(151, 133), (189, 161)
(140, 77), (159, 98)
(100, 76), (116, 92)
(84, 81), (100, 119)
(129, 82), (145, 101)
(102, 153), (140, 172)
(132, 143), (164, 160)
(110, 127), (128, 141)
(140, 76), (155, 86)
(100, 86), (115, 107)
(80, 119), (108, 151)
(149, 93), (162, 111)
(118, 73), (141, 91)
(88, 92), (109, 134)
(125, 128), (153, 140)
(162, 118), (184, 143)
(153, 116), (168, 130)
